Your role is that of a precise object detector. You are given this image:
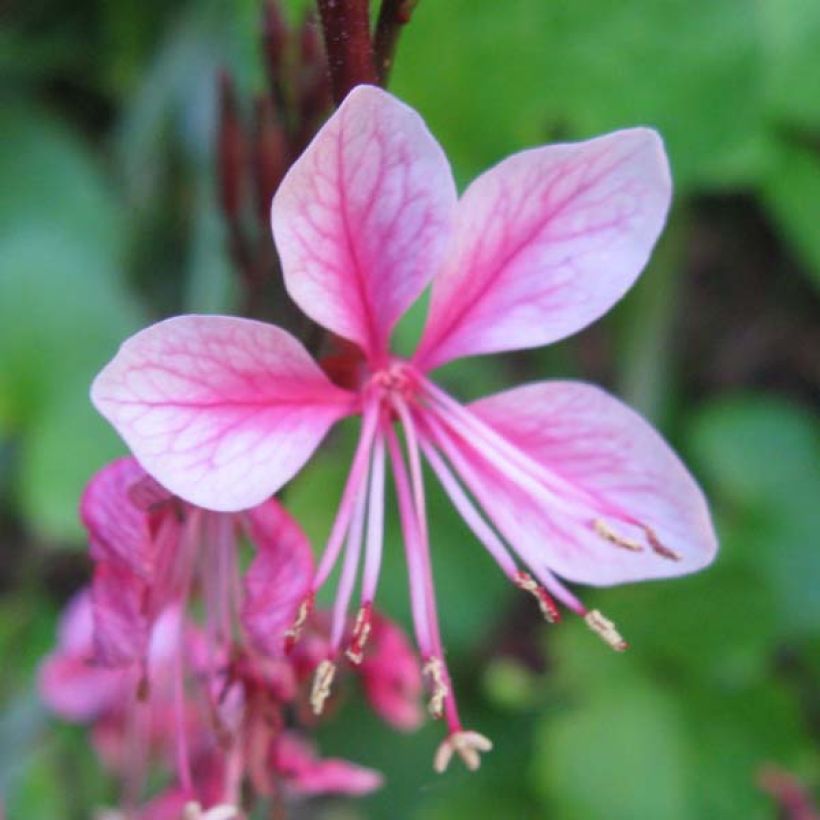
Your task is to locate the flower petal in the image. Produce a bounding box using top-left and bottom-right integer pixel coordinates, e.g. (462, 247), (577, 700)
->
(80, 457), (157, 578)
(358, 614), (423, 731)
(272, 85), (456, 362)
(91, 315), (355, 512)
(38, 591), (127, 721)
(241, 499), (314, 657)
(271, 732), (383, 796)
(91, 562), (149, 666)
(463, 381), (717, 585)
(415, 129), (671, 369)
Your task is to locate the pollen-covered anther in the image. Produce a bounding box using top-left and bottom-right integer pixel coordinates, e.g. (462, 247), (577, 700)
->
(310, 659), (336, 715)
(585, 609), (628, 652)
(642, 524), (682, 562)
(433, 730), (493, 774)
(593, 519), (644, 552)
(345, 602), (373, 665)
(422, 656), (449, 719)
(514, 571), (561, 623)
(284, 592), (315, 653)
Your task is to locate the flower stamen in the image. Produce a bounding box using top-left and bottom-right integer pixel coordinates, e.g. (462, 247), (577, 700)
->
(283, 592), (314, 653)
(593, 519), (644, 552)
(514, 571), (561, 623)
(585, 609), (628, 651)
(345, 602), (373, 665)
(310, 659), (336, 715)
(433, 730), (493, 773)
(642, 524), (681, 561)
(422, 656), (449, 719)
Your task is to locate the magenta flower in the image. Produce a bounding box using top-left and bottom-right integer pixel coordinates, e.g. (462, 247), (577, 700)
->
(92, 85), (717, 771)
(43, 457), (414, 811)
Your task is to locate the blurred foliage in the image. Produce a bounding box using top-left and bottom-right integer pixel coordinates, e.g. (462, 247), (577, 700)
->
(0, 0), (818, 817)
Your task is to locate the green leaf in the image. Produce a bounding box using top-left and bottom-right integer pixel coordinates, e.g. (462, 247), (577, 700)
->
(761, 0), (820, 129)
(761, 137), (820, 290)
(393, 1), (768, 190)
(0, 106), (143, 540)
(532, 633), (692, 820)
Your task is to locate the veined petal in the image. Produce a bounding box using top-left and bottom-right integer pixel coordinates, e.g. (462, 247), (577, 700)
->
(466, 381), (717, 585)
(415, 129), (671, 369)
(272, 85), (457, 363)
(91, 562), (149, 667)
(91, 315), (355, 512)
(80, 457), (158, 578)
(241, 499), (314, 657)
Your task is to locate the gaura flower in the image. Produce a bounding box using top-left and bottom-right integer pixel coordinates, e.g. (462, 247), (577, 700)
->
(92, 85), (718, 771)
(42, 457), (416, 812)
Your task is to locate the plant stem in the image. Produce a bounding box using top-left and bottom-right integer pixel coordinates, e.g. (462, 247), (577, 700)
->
(374, 0), (419, 83)
(316, 0), (377, 105)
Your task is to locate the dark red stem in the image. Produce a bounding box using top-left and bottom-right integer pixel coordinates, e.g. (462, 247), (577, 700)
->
(316, 0), (377, 105)
(374, 0), (419, 83)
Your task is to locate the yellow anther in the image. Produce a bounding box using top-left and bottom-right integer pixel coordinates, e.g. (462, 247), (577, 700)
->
(593, 519), (644, 552)
(585, 609), (628, 652)
(422, 657), (449, 719)
(310, 659), (336, 715)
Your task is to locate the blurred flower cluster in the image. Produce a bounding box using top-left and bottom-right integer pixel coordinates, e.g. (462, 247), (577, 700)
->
(39, 457), (421, 816)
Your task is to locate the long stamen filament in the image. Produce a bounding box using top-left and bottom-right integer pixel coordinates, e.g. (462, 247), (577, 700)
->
(417, 434), (519, 580)
(314, 403), (380, 589)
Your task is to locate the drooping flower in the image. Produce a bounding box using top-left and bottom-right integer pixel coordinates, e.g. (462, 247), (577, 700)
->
(92, 85), (718, 771)
(41, 457), (418, 812)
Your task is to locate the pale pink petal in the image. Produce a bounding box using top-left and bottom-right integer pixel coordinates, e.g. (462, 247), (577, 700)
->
(463, 381), (717, 585)
(241, 499), (314, 657)
(81, 457), (157, 578)
(271, 732), (383, 796)
(91, 315), (355, 512)
(415, 129), (671, 369)
(359, 614), (423, 731)
(272, 85), (456, 362)
(91, 562), (149, 666)
(38, 591), (127, 721)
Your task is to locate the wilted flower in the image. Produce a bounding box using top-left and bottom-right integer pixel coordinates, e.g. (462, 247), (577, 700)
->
(92, 85), (717, 771)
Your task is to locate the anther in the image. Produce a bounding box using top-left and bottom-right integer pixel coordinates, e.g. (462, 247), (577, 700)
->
(284, 592), (315, 653)
(642, 524), (682, 562)
(422, 656), (449, 719)
(584, 609), (628, 651)
(433, 731), (493, 773)
(514, 571), (561, 623)
(345, 602), (373, 665)
(593, 519), (644, 552)
(310, 659), (336, 715)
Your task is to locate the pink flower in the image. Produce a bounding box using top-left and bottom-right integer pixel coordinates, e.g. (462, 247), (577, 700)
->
(92, 85), (718, 771)
(46, 457), (413, 809)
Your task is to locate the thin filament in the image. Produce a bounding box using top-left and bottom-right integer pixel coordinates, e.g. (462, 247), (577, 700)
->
(418, 433), (519, 579)
(330, 459), (369, 650)
(361, 432), (386, 603)
(314, 402), (379, 589)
